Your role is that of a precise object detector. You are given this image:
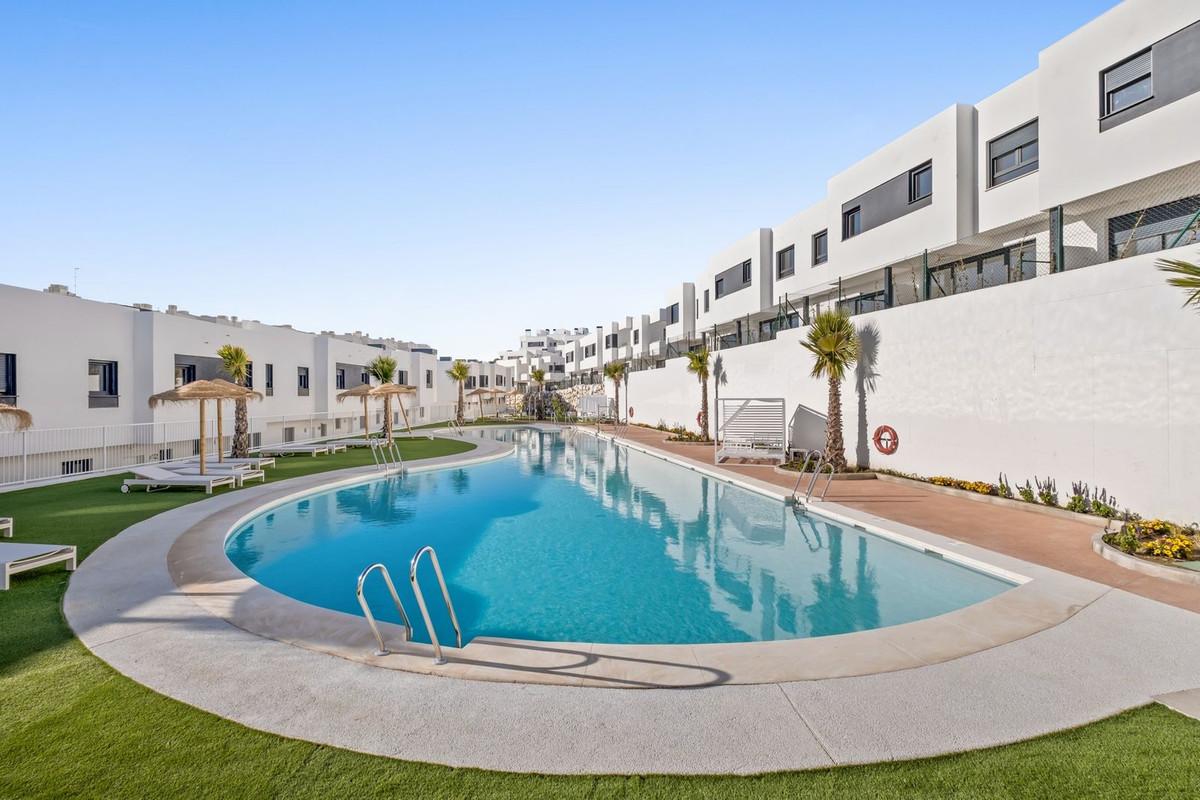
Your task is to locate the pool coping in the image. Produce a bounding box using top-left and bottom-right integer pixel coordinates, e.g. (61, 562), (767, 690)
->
(165, 425), (1109, 688)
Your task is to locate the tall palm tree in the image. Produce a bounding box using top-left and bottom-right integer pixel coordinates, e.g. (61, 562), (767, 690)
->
(603, 361), (627, 423)
(530, 368), (546, 420)
(367, 355), (398, 443)
(801, 310), (858, 472)
(216, 344), (251, 457)
(684, 348), (711, 441)
(446, 360), (471, 425)
(1158, 258), (1200, 310)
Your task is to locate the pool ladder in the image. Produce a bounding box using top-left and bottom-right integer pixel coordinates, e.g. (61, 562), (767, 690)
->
(367, 439), (405, 475)
(355, 545), (464, 665)
(791, 450), (835, 505)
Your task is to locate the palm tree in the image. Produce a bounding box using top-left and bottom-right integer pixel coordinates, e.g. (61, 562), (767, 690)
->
(684, 348), (711, 441)
(801, 310), (858, 472)
(446, 360), (471, 425)
(367, 355), (398, 443)
(603, 361), (627, 423)
(530, 368), (546, 420)
(216, 344), (251, 457)
(1158, 258), (1200, 310)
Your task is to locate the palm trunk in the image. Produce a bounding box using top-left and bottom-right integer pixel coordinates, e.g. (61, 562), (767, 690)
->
(700, 377), (710, 441)
(233, 398), (249, 458)
(383, 396), (393, 443)
(456, 382), (465, 425)
(826, 374), (846, 472)
(615, 382), (621, 424)
(216, 401), (224, 463)
(198, 400), (207, 476)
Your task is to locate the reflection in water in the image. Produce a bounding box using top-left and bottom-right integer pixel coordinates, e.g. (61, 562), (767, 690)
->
(228, 428), (1010, 645)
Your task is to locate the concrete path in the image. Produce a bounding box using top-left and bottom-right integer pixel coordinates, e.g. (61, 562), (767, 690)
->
(65, 429), (1200, 775)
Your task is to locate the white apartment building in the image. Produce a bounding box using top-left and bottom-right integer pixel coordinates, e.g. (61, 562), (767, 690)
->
(0, 282), (513, 485)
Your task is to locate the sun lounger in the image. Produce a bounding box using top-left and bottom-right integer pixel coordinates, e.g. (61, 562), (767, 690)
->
(168, 466), (266, 487)
(2, 542), (76, 590)
(254, 444), (332, 457)
(122, 466), (237, 494)
(184, 455), (276, 469)
(0, 517), (11, 538)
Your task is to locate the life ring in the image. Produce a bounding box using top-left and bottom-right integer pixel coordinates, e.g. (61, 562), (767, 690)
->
(628, 406), (635, 418)
(873, 425), (899, 455)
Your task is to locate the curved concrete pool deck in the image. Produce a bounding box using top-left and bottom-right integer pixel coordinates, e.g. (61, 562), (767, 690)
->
(65, 429), (1200, 774)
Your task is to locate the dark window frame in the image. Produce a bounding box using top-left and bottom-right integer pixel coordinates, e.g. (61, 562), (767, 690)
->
(264, 363), (274, 396)
(843, 207), (862, 240)
(741, 260), (752, 283)
(812, 230), (828, 265)
(1100, 48), (1153, 118)
(908, 161), (933, 204)
(335, 368), (346, 390)
(776, 246), (795, 279)
(0, 352), (15, 400)
(715, 278), (725, 299)
(88, 359), (119, 408)
(987, 119), (1039, 188)
(297, 366), (310, 396)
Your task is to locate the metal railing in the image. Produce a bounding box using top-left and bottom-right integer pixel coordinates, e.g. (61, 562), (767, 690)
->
(355, 563), (413, 657)
(409, 545), (463, 665)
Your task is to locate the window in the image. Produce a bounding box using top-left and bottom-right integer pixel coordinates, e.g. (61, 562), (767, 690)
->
(526, 340), (544, 348)
(667, 303), (679, 324)
(497, 375), (504, 386)
(1102, 49), (1152, 117)
(741, 260), (752, 283)
(1109, 194), (1200, 259)
(245, 362), (253, 389)
(62, 458), (93, 476)
(264, 363), (274, 397)
(283, 427), (295, 443)
(988, 120), (1039, 187)
(88, 360), (119, 408)
(360, 370), (369, 385)
(480, 374), (488, 387)
(909, 162), (932, 203)
(927, 241), (1038, 297)
(715, 278), (725, 299)
(566, 352), (574, 363)
(0, 353), (15, 402)
(550, 364), (564, 373)
(584, 344), (596, 358)
(251, 432), (262, 448)
(843, 207), (862, 239)
(336, 368), (346, 390)
(425, 369), (433, 388)
(776, 246), (795, 279)
(812, 230), (828, 265)
(174, 363), (196, 387)
(703, 289), (710, 312)
(398, 370), (408, 385)
(466, 376), (476, 389)
(297, 367), (310, 396)
(605, 333), (617, 349)
(633, 329), (639, 345)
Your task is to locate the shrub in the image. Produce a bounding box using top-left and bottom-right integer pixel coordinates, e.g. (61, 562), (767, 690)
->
(1066, 481), (1092, 514)
(1142, 533), (1195, 560)
(1105, 528), (1140, 554)
(1017, 480), (1036, 503)
(1035, 476), (1058, 507)
(997, 473), (1012, 499)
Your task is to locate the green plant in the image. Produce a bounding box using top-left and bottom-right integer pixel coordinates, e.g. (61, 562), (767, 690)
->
(1157, 258), (1200, 310)
(1090, 487), (1119, 519)
(1035, 476), (1058, 506)
(603, 361), (627, 423)
(367, 354), (399, 443)
(800, 311), (858, 472)
(216, 344), (252, 458)
(1105, 528), (1140, 554)
(684, 348), (712, 441)
(1066, 481), (1092, 514)
(997, 472), (1012, 499)
(1017, 480), (1036, 503)
(1142, 533), (1195, 560)
(446, 360), (471, 425)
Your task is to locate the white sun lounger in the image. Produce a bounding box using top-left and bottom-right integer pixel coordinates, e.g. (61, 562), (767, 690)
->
(122, 466), (236, 494)
(0, 517), (11, 538)
(254, 443), (342, 456)
(184, 455), (277, 469)
(2, 542), (77, 590)
(168, 466), (266, 487)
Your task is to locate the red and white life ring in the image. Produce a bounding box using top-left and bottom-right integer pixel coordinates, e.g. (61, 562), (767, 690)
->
(628, 406), (635, 419)
(873, 425), (899, 455)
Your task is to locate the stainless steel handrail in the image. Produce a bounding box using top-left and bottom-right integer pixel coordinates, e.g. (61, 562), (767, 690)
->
(808, 461), (836, 502)
(355, 563), (413, 656)
(409, 545), (463, 665)
(791, 450), (822, 501)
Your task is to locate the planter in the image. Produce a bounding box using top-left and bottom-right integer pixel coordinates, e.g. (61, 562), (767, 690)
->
(772, 465), (877, 481)
(1091, 533), (1200, 586)
(874, 473), (1122, 530)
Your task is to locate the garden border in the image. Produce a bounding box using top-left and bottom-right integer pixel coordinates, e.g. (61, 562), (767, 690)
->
(1091, 532), (1200, 586)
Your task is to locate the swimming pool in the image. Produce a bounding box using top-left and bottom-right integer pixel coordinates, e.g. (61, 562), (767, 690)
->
(225, 428), (1013, 646)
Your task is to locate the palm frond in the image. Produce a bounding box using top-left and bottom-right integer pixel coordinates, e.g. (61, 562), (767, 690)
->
(802, 310), (858, 381)
(684, 348), (709, 382)
(216, 344), (250, 384)
(367, 354), (398, 384)
(446, 359), (471, 382)
(1157, 258), (1200, 310)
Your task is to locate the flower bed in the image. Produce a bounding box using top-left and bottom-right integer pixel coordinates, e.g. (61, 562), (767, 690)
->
(1103, 519), (1199, 565)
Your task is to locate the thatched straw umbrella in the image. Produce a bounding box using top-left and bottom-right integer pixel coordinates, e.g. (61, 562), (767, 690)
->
(148, 380), (261, 475)
(0, 406), (33, 431)
(336, 383), (376, 439)
(465, 387), (491, 421)
(337, 383), (417, 443)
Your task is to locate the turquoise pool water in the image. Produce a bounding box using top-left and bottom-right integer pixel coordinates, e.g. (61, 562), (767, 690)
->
(226, 428), (1012, 646)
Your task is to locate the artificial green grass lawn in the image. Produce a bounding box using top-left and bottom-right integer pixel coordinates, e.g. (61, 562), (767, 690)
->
(1, 439), (1197, 799)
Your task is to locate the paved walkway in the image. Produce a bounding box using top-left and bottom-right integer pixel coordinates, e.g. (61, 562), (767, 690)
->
(605, 425), (1200, 614)
(64, 427), (1200, 774)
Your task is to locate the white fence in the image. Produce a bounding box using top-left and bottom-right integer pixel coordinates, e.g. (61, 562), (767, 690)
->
(0, 403), (458, 490)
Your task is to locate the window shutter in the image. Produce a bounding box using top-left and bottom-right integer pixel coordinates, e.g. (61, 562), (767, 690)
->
(1105, 50), (1151, 92)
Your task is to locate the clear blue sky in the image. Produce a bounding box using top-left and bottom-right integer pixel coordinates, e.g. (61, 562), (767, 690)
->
(1, 1), (1116, 359)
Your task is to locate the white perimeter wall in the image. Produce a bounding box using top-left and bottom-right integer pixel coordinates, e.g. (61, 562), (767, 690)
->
(624, 248), (1200, 521)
